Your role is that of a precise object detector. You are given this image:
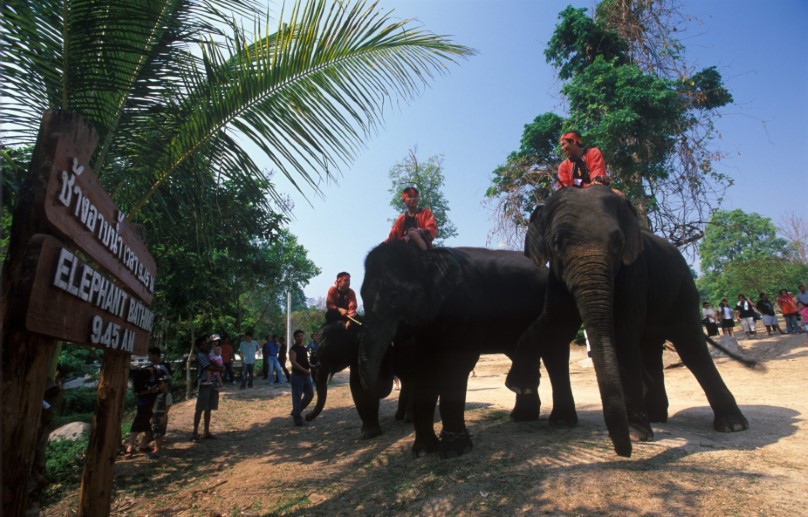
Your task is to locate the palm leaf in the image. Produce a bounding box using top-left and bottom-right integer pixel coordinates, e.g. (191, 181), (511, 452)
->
(2, 0), (474, 220)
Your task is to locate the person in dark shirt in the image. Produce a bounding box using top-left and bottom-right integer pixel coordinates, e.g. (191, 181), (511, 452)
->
(735, 294), (758, 339)
(288, 329), (314, 426)
(756, 293), (784, 336)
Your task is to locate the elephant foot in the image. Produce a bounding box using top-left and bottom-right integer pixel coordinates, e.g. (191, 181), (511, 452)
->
(628, 408), (653, 442)
(713, 412), (749, 433)
(412, 435), (440, 458)
(505, 367), (539, 395)
(361, 424), (383, 440)
(548, 408), (578, 427)
(438, 429), (473, 459)
(511, 393), (540, 422)
(629, 422), (654, 442)
(647, 409), (668, 423)
(395, 409), (414, 422)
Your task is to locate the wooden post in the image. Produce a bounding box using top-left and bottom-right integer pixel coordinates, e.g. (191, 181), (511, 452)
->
(78, 349), (130, 516)
(1, 111), (90, 516)
(1, 333), (56, 514)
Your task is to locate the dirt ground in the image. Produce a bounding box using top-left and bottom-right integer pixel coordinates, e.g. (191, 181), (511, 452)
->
(45, 332), (808, 516)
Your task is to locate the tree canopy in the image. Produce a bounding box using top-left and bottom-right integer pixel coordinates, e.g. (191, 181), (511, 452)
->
(388, 148), (458, 245)
(1, 0), (474, 358)
(486, 1), (733, 248)
(696, 209), (808, 302)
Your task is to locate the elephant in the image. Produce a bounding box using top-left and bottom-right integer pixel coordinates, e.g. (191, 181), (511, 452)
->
(304, 321), (414, 439)
(506, 185), (748, 457)
(357, 241), (574, 458)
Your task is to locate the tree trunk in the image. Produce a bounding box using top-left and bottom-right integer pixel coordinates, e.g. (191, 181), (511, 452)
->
(185, 316), (195, 401)
(78, 350), (129, 516)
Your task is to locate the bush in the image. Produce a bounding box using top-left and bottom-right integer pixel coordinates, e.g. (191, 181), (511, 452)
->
(62, 387), (136, 416)
(46, 437), (88, 486)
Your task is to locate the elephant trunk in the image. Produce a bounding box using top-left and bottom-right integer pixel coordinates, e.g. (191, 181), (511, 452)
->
(564, 245), (632, 457)
(358, 319), (397, 393)
(305, 368), (330, 422)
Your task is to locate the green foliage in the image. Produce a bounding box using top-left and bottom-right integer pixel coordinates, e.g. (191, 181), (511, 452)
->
(388, 149), (458, 245)
(545, 6), (628, 81)
(2, 0), (472, 363)
(697, 209), (806, 301)
(291, 307), (327, 336)
(486, 1), (734, 247)
(46, 438), (88, 487)
(1, 0), (474, 218)
(699, 210), (791, 274)
(62, 388), (99, 414)
(0, 146), (32, 264)
(56, 347), (103, 380)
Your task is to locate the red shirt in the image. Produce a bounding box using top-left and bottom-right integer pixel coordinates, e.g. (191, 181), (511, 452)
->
(220, 342), (234, 363)
(557, 147), (607, 188)
(777, 295), (797, 315)
(326, 285), (358, 317)
(386, 208), (438, 245)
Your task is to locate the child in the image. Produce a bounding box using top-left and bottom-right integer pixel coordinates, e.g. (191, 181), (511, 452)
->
(209, 344), (225, 388)
(798, 302), (808, 334)
(149, 373), (173, 459)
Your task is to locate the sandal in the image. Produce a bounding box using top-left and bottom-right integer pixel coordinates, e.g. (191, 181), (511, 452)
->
(191, 434), (200, 442)
(203, 433), (217, 440)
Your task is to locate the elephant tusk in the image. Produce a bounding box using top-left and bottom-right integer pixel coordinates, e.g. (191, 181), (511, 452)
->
(347, 315), (363, 326)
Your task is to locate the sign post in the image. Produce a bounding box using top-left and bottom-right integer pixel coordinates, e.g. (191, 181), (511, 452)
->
(1, 110), (157, 516)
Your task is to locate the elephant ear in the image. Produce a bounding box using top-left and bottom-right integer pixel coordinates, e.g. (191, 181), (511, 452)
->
(524, 204), (550, 269)
(618, 198), (644, 265)
(422, 249), (463, 310)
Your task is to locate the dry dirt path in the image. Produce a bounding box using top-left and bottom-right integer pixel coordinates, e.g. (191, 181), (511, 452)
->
(46, 333), (808, 516)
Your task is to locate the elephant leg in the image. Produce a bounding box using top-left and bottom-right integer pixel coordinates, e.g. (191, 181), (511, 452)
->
(507, 277), (578, 395)
(349, 367), (382, 439)
(668, 325), (748, 432)
(541, 323), (579, 427)
(437, 363), (474, 459)
(395, 380), (414, 422)
(642, 338), (669, 423)
(411, 379), (440, 457)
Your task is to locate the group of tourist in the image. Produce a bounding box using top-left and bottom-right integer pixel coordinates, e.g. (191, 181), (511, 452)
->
(702, 286), (808, 339)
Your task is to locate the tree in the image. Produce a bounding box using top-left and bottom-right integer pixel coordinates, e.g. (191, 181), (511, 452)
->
(779, 212), (808, 265)
(696, 209), (807, 302)
(1, 0), (474, 221)
(387, 148), (457, 245)
(486, 2), (732, 249)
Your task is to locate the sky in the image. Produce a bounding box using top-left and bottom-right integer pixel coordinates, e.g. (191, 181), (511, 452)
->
(267, 0), (808, 307)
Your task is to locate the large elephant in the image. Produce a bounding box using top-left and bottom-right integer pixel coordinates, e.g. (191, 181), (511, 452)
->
(304, 321), (413, 439)
(357, 242), (574, 458)
(506, 186), (748, 457)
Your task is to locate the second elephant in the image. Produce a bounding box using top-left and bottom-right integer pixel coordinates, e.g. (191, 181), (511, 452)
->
(358, 242), (575, 458)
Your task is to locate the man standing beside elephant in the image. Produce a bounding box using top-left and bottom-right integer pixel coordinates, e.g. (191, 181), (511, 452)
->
(385, 186), (438, 250)
(288, 329), (314, 427)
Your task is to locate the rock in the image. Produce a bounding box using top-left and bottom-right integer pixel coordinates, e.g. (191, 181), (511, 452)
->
(49, 421), (91, 442)
(62, 377), (98, 390)
(708, 335), (744, 358)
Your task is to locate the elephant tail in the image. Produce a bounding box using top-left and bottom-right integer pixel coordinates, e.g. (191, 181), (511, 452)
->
(705, 336), (762, 369)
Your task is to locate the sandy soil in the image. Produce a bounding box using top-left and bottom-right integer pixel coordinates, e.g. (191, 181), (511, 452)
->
(45, 332), (808, 516)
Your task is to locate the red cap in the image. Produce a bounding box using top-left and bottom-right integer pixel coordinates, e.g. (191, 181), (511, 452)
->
(560, 132), (581, 145)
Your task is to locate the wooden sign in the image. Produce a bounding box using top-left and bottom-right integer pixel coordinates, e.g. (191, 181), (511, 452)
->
(37, 141), (156, 303)
(25, 234), (152, 354)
